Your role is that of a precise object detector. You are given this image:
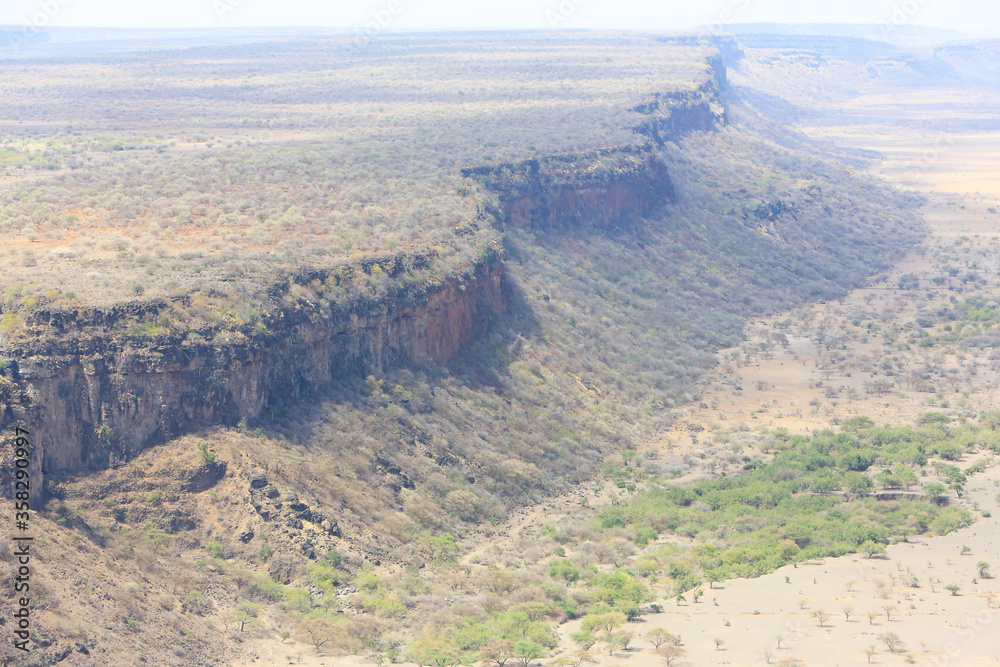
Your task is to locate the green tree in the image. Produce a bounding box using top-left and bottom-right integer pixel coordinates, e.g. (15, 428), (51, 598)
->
(569, 630), (596, 651)
(581, 611), (626, 636)
(600, 632), (630, 656)
(860, 540), (887, 558)
(515, 601), (552, 623)
(229, 601), (263, 632)
(924, 482), (948, 502)
(409, 637), (461, 667)
(646, 628), (675, 649)
(549, 559), (580, 582)
(512, 640), (545, 667)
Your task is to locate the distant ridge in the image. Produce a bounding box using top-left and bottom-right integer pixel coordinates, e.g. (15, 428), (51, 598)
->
(0, 27), (50, 48)
(0, 25), (352, 58)
(711, 22), (970, 47)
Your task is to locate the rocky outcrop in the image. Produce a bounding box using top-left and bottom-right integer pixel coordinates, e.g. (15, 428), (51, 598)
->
(463, 147), (675, 231)
(462, 73), (726, 232)
(0, 249), (505, 495)
(631, 78), (727, 146)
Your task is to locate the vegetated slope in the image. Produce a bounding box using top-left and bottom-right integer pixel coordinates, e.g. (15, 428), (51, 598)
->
(201, 94), (922, 557)
(0, 35), (924, 666)
(386, 417), (984, 667)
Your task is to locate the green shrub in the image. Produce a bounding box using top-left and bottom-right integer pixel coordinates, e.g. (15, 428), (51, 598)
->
(203, 541), (225, 559)
(197, 441), (217, 465)
(549, 559), (580, 582)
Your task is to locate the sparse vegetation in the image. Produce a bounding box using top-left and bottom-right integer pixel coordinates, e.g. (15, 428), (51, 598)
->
(4, 25), (1000, 667)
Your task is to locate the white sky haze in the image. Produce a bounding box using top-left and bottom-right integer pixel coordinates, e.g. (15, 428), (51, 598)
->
(0, 0), (997, 37)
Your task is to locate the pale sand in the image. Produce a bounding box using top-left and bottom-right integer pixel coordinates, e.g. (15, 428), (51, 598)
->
(553, 464), (1000, 667)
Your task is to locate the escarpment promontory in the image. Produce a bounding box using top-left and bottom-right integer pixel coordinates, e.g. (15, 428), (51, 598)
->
(0, 250), (505, 494)
(460, 78), (726, 231)
(463, 147), (675, 231)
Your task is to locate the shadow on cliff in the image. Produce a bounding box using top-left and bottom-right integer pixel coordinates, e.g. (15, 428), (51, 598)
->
(260, 265), (541, 435)
(444, 265), (541, 391)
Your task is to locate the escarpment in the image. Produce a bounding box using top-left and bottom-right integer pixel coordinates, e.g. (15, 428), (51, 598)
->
(0, 55), (728, 497)
(460, 73), (726, 231)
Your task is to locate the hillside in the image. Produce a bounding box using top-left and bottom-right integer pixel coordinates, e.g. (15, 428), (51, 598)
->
(0, 32), (926, 666)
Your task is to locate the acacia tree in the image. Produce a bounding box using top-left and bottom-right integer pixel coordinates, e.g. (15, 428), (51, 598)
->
(861, 540), (887, 558)
(657, 645), (686, 666)
(569, 630), (596, 651)
(481, 568), (518, 595)
(646, 628), (680, 649)
(565, 651), (595, 667)
(600, 631), (630, 656)
(294, 618), (340, 652)
(479, 640), (514, 667)
(878, 632), (903, 654)
(513, 640), (544, 667)
(408, 635), (460, 667)
(229, 601), (263, 632)
(582, 611), (626, 636)
(924, 482), (948, 503)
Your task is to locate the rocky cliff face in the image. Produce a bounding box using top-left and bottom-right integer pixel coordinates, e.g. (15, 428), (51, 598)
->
(462, 147), (675, 231)
(461, 76), (725, 232)
(630, 78), (727, 147)
(0, 251), (505, 495)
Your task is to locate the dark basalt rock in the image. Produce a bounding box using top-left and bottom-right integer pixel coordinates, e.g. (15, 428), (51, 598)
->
(182, 461), (227, 493)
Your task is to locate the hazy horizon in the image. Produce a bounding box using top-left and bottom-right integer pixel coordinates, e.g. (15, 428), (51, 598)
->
(1, 0), (998, 38)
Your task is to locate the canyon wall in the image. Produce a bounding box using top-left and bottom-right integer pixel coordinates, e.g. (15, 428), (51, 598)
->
(0, 252), (504, 494)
